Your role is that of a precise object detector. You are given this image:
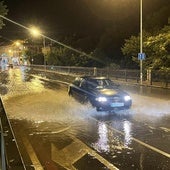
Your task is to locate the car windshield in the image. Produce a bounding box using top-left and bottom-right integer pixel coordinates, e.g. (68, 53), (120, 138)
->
(88, 79), (118, 89)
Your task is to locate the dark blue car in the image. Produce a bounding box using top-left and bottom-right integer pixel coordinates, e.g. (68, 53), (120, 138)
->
(68, 76), (132, 111)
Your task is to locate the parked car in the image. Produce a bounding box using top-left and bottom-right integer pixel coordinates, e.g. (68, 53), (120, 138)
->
(68, 76), (132, 111)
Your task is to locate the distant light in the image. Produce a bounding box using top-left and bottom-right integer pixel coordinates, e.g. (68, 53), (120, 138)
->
(15, 41), (21, 46)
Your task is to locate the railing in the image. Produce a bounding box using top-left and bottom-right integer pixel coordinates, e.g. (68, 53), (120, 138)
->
(0, 97), (26, 170)
(29, 65), (142, 81)
(27, 65), (169, 88)
(0, 118), (7, 170)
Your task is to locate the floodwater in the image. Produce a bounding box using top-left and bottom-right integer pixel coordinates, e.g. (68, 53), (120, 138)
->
(0, 66), (170, 170)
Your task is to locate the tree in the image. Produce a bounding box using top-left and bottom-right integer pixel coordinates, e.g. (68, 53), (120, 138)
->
(0, 1), (8, 29)
(121, 35), (144, 69)
(46, 46), (91, 66)
(121, 24), (170, 71)
(144, 25), (170, 70)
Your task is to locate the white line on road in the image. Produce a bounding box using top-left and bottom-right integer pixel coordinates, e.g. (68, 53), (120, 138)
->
(22, 135), (44, 170)
(90, 116), (170, 159)
(33, 126), (71, 135)
(159, 127), (170, 132)
(73, 136), (119, 170)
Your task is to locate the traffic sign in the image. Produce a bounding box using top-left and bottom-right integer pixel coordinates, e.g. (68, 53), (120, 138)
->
(138, 53), (146, 60)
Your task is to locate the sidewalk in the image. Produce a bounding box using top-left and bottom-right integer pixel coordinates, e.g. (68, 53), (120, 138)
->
(113, 78), (170, 89)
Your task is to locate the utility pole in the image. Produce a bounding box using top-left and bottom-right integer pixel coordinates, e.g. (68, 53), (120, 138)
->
(140, 0), (143, 85)
(43, 36), (46, 68)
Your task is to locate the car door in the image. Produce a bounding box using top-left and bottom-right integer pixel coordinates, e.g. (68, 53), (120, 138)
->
(77, 79), (89, 103)
(69, 79), (82, 100)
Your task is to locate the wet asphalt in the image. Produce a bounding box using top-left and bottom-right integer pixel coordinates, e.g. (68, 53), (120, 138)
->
(0, 66), (170, 170)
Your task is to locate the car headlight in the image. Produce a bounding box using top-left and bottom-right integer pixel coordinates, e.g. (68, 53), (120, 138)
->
(124, 95), (131, 101)
(95, 97), (107, 102)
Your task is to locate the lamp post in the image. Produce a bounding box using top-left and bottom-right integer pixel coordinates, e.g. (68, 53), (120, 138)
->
(42, 36), (46, 69)
(30, 27), (46, 68)
(140, 0), (143, 85)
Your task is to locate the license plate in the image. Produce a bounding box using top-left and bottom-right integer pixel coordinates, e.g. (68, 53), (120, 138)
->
(110, 103), (124, 107)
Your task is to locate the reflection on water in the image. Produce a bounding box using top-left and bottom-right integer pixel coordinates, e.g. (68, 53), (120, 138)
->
(1, 67), (45, 99)
(93, 122), (110, 153)
(20, 66), (32, 82)
(123, 120), (132, 147)
(0, 71), (10, 95)
(92, 119), (133, 155)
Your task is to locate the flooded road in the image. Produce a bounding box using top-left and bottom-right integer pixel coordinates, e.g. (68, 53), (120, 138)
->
(0, 67), (170, 170)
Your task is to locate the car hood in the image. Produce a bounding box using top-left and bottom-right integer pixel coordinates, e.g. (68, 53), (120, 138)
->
(95, 88), (126, 97)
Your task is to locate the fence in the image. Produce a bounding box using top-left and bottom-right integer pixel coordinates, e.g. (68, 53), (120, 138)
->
(28, 65), (169, 88)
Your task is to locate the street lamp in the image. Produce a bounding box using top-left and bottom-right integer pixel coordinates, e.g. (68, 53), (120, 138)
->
(15, 41), (21, 47)
(43, 36), (46, 66)
(30, 27), (41, 37)
(139, 0), (143, 85)
(30, 27), (46, 68)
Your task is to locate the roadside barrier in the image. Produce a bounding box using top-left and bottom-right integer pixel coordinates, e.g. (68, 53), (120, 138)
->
(0, 97), (26, 170)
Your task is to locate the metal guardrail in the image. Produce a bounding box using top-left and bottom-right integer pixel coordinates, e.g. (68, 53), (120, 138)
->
(0, 98), (26, 170)
(28, 65), (141, 81)
(28, 65), (169, 88)
(0, 118), (7, 170)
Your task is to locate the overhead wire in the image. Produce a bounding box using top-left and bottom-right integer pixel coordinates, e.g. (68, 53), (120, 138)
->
(0, 15), (103, 64)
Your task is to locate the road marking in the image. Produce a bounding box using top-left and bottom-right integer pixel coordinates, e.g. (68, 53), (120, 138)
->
(33, 126), (71, 135)
(22, 135), (44, 170)
(32, 126), (118, 169)
(51, 135), (118, 170)
(132, 137), (170, 158)
(90, 116), (170, 158)
(73, 136), (119, 170)
(160, 127), (170, 132)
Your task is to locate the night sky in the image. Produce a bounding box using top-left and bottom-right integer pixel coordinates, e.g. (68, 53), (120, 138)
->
(0, 0), (170, 56)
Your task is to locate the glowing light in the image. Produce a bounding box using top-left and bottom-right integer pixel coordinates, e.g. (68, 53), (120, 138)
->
(8, 49), (12, 53)
(124, 95), (131, 101)
(30, 27), (41, 37)
(15, 41), (21, 46)
(96, 96), (107, 102)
